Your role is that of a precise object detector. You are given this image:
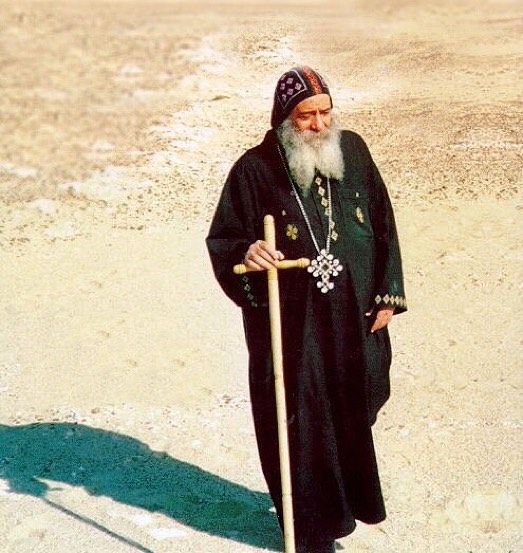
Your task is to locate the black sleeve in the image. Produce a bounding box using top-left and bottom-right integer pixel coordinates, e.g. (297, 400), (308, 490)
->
(363, 139), (407, 315)
(206, 158), (268, 309)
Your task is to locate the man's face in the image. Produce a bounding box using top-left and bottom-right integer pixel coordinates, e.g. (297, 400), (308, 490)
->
(290, 93), (332, 134)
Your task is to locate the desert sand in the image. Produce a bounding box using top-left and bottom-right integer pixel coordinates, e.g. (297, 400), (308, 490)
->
(0, 1), (521, 552)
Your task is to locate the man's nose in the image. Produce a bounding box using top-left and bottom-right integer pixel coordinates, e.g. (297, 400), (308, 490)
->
(311, 111), (325, 132)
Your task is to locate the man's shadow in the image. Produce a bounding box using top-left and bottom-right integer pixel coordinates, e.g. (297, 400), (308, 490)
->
(0, 423), (282, 551)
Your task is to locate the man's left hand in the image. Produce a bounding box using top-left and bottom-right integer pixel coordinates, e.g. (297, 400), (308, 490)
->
(365, 306), (394, 333)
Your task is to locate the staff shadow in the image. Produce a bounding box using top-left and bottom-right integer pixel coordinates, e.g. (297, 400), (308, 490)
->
(0, 423), (282, 551)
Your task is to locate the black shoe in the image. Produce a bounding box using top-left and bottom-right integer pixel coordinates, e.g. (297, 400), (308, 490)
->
(296, 540), (335, 553)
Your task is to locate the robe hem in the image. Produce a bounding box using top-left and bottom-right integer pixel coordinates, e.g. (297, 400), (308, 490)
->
(330, 513), (386, 541)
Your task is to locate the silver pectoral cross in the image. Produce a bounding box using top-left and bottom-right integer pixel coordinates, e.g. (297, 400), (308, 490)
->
(307, 249), (343, 293)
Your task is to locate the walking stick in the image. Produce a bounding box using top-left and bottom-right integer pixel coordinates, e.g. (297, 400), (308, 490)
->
(233, 214), (310, 553)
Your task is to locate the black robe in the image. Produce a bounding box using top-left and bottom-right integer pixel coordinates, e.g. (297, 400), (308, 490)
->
(206, 129), (406, 545)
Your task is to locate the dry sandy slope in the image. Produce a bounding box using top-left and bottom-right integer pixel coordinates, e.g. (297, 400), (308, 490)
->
(0, 1), (521, 552)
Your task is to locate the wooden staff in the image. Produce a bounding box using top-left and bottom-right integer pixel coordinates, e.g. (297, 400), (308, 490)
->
(234, 215), (310, 553)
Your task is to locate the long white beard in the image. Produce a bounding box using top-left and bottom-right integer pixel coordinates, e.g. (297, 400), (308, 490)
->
(276, 116), (344, 196)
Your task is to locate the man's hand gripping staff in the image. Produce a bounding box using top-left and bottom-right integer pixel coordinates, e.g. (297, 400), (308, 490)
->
(233, 234), (310, 275)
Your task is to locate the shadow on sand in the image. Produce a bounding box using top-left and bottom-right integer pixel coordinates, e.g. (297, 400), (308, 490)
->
(0, 423), (282, 551)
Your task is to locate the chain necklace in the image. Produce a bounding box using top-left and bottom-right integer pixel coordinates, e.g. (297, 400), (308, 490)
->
(277, 144), (343, 293)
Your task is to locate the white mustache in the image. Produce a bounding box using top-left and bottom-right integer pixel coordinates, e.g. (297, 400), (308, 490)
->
(300, 129), (331, 148)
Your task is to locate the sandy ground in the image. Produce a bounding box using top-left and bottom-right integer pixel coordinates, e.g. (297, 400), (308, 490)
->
(0, 1), (522, 552)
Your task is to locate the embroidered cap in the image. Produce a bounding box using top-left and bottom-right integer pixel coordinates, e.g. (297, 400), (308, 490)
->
(271, 66), (332, 128)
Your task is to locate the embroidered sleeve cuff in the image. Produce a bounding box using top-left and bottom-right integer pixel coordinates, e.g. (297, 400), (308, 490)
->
(374, 293), (407, 309)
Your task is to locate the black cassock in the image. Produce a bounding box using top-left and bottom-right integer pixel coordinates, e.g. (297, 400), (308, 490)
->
(206, 129), (406, 544)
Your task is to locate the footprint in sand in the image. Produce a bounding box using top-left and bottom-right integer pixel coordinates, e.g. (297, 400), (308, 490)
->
(432, 490), (521, 533)
(108, 509), (188, 541)
(148, 526), (187, 540)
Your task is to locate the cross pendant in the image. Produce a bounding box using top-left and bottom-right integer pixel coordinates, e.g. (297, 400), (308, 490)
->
(307, 249), (343, 293)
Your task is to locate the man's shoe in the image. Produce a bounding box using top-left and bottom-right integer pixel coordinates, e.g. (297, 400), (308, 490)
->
(296, 540), (335, 553)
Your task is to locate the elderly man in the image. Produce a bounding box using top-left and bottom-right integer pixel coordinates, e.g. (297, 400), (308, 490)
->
(206, 66), (406, 553)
